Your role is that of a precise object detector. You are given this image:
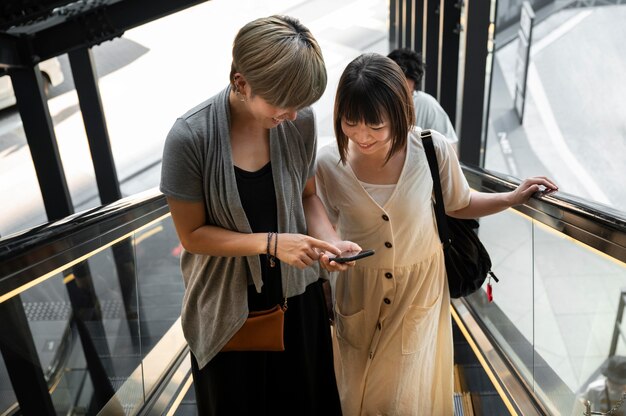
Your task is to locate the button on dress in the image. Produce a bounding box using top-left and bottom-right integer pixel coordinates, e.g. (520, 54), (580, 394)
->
(316, 129), (470, 415)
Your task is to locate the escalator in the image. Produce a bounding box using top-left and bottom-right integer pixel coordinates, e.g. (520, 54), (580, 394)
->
(3, 0), (624, 414)
(1, 163), (625, 415)
(0, 190), (188, 415)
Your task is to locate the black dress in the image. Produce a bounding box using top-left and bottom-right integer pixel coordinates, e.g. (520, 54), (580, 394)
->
(190, 162), (342, 416)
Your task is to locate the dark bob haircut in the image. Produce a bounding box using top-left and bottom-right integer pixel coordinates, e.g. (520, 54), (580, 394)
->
(333, 53), (414, 164)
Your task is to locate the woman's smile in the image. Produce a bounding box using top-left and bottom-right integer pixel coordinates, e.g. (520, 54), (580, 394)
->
(355, 141), (376, 149)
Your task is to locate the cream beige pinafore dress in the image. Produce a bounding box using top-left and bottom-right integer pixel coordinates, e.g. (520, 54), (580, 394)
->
(316, 129), (471, 415)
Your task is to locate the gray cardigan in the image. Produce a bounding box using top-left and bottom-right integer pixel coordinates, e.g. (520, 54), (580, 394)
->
(160, 86), (321, 369)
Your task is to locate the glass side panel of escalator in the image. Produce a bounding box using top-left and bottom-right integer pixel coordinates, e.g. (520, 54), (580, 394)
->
(0, 215), (184, 415)
(465, 209), (626, 415)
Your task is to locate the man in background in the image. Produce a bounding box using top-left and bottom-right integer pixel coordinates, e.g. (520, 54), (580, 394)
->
(388, 48), (458, 152)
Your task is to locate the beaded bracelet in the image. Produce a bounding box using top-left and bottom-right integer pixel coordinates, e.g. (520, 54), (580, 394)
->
(272, 232), (278, 267)
(266, 232), (273, 267)
(267, 232), (278, 268)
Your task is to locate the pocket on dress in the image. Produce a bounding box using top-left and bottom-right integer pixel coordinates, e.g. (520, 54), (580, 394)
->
(402, 293), (442, 355)
(335, 304), (366, 350)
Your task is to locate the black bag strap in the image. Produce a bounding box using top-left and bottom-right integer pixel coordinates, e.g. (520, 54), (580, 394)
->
(420, 129), (451, 249)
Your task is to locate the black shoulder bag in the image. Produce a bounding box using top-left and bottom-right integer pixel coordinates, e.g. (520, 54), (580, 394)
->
(421, 129), (498, 300)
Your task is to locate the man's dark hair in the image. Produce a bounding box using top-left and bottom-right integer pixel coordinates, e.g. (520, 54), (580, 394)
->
(387, 48), (425, 91)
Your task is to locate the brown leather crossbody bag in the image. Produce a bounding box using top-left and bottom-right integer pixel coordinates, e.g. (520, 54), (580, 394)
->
(221, 301), (287, 352)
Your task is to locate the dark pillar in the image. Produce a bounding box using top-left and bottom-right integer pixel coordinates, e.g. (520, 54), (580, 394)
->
(10, 65), (73, 220)
(413, 0), (425, 57)
(64, 262), (116, 409)
(389, 0), (399, 50)
(68, 49), (139, 338)
(111, 240), (142, 346)
(68, 47), (121, 204)
(439, 0), (462, 127)
(403, 0), (413, 50)
(399, 0), (407, 48)
(458, 0), (493, 166)
(0, 295), (56, 414)
(423, 0), (441, 97)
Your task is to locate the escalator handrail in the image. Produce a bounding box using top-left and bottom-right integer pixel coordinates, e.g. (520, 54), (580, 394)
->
(1, 166), (625, 300)
(0, 188), (168, 300)
(462, 164), (626, 264)
(457, 164), (626, 415)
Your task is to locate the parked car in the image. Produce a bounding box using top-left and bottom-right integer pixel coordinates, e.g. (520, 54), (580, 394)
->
(0, 57), (64, 110)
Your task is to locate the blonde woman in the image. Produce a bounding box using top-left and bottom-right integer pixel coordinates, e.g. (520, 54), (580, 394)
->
(160, 15), (357, 415)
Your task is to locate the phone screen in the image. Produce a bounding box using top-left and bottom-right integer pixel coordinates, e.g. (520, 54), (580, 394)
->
(330, 249), (375, 263)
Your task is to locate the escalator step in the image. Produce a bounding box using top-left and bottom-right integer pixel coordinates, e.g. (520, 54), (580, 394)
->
(173, 403), (198, 416)
(460, 363), (497, 393)
(454, 392), (475, 416)
(471, 392), (509, 415)
(22, 300), (127, 321)
(454, 339), (478, 366)
(173, 383), (196, 416)
(452, 319), (464, 339)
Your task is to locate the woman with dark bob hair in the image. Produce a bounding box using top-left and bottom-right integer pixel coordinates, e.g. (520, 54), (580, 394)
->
(160, 15), (358, 415)
(316, 53), (557, 415)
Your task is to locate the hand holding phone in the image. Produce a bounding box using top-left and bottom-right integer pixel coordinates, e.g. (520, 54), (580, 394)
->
(330, 249), (375, 263)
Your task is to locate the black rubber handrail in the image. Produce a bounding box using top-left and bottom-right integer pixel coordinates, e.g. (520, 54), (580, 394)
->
(0, 188), (168, 299)
(462, 164), (626, 264)
(1, 166), (625, 300)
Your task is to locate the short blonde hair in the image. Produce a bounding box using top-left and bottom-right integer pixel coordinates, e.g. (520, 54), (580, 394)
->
(230, 15), (327, 109)
(334, 53), (414, 164)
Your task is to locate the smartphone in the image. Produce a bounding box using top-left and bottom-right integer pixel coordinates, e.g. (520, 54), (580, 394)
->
(330, 249), (375, 263)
